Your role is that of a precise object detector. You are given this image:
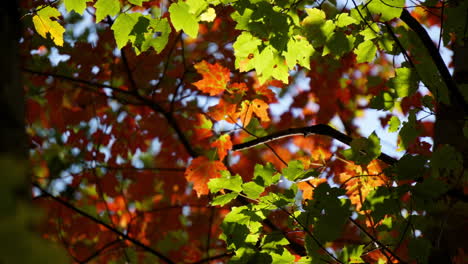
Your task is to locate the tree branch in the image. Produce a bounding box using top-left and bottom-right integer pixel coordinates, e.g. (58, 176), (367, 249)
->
(32, 183), (175, 264)
(232, 124), (397, 165)
(22, 68), (199, 158)
(400, 9), (468, 113)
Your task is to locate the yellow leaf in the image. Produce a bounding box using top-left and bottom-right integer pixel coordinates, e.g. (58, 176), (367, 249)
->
(32, 6), (65, 46)
(200, 7), (216, 22)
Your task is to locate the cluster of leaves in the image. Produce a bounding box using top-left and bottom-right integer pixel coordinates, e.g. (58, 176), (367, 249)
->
(21, 0), (468, 263)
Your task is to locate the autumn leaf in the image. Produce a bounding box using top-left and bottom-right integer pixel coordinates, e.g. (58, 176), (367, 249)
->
(193, 113), (213, 141)
(228, 82), (248, 95)
(32, 6), (65, 46)
(208, 99), (238, 122)
(239, 100), (254, 126)
(185, 157), (227, 197)
(211, 134), (232, 160)
(251, 99), (270, 122)
(297, 178), (327, 200)
(193, 60), (230, 96)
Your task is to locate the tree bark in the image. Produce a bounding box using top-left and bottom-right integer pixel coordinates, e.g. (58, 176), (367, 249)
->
(431, 39), (468, 263)
(0, 1), (26, 158)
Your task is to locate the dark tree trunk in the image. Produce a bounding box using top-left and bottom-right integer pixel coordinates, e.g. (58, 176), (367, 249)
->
(430, 40), (468, 263)
(0, 1), (26, 158)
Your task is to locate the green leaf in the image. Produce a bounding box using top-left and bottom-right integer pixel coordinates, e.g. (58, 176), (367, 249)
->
(169, 2), (199, 38)
(388, 116), (400, 132)
(269, 248), (295, 264)
(369, 91), (395, 110)
(339, 245), (365, 264)
(398, 111), (420, 150)
(233, 32), (262, 72)
(32, 6), (65, 46)
(431, 145), (463, 172)
(443, 1), (468, 45)
(242, 182), (265, 199)
(254, 46), (275, 79)
(359, 23), (380, 41)
(323, 31), (353, 57)
(208, 171), (243, 193)
(128, 0), (149, 6)
(311, 184), (350, 241)
(284, 37), (315, 70)
(94, 0), (121, 23)
(342, 132), (381, 165)
(186, 0), (208, 16)
(64, 0), (91, 15)
(335, 13), (358, 27)
(212, 192), (238, 206)
(389, 67), (418, 98)
(395, 154), (427, 180)
(111, 13), (141, 49)
(253, 163), (280, 187)
(302, 8), (335, 47)
(354, 40), (377, 63)
(140, 18), (171, 53)
(282, 160), (304, 181)
(223, 205), (265, 234)
(366, 0), (405, 21)
(413, 178), (448, 200)
(362, 186), (400, 222)
(408, 238), (431, 263)
(303, 8), (326, 25)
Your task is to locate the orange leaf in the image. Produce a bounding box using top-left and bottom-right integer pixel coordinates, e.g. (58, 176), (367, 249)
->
(211, 134), (232, 160)
(228, 82), (248, 95)
(193, 113), (213, 141)
(239, 100), (254, 126)
(251, 99), (270, 122)
(185, 156), (227, 197)
(297, 178), (327, 200)
(208, 98), (238, 122)
(193, 60), (230, 96)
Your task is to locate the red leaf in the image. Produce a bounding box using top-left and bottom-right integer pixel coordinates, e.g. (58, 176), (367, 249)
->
(211, 134), (232, 160)
(184, 156), (227, 197)
(193, 60), (230, 96)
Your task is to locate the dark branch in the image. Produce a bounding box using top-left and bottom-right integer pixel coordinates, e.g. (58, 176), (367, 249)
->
(32, 183), (175, 264)
(22, 68), (199, 158)
(400, 9), (468, 113)
(232, 124), (397, 165)
(190, 252), (234, 264)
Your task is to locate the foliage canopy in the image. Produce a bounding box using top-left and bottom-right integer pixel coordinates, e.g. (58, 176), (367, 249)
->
(15, 0), (468, 263)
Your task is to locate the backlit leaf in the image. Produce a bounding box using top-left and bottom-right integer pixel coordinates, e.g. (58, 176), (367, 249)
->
(94, 0), (120, 23)
(193, 61), (231, 95)
(211, 134), (232, 160)
(185, 156), (227, 197)
(169, 2), (199, 38)
(366, 0), (405, 21)
(354, 40), (377, 63)
(64, 0), (91, 15)
(32, 6), (65, 46)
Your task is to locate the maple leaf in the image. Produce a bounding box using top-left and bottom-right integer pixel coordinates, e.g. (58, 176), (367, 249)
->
(228, 82), (248, 95)
(208, 98), (238, 122)
(193, 60), (230, 96)
(185, 157), (227, 197)
(193, 113), (213, 141)
(211, 134), (232, 160)
(239, 100), (254, 126)
(298, 178), (327, 200)
(251, 99), (270, 122)
(239, 99), (271, 126)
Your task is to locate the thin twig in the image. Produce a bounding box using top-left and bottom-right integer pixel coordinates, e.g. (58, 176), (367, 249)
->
(33, 183), (176, 264)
